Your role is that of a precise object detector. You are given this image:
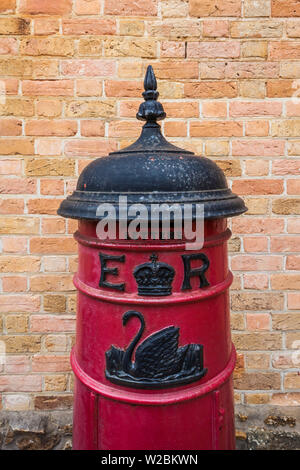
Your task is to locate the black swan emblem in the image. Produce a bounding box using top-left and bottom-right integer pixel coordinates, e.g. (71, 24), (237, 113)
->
(105, 311), (207, 389)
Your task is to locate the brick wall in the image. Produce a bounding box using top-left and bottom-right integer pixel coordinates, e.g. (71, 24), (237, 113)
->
(0, 0), (299, 430)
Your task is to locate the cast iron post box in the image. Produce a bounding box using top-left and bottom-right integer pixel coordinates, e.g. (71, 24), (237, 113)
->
(58, 66), (247, 450)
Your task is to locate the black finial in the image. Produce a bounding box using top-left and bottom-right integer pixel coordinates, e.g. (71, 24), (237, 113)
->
(136, 65), (166, 124)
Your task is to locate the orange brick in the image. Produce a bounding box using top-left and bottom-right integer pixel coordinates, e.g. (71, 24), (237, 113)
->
(62, 60), (116, 77)
(2, 276), (27, 292)
(33, 18), (59, 35)
(2, 237), (27, 253)
(0, 119), (22, 136)
(203, 20), (229, 37)
(243, 237), (269, 253)
(232, 140), (284, 156)
(65, 140), (117, 157)
(40, 180), (64, 196)
(22, 80), (74, 96)
(287, 293), (300, 310)
(0, 198), (24, 214)
(272, 0), (300, 17)
(232, 218), (284, 234)
(36, 100), (63, 118)
(245, 120), (269, 136)
(185, 82), (237, 98)
(0, 375), (41, 392)
(202, 101), (227, 118)
(19, 0), (72, 15)
(30, 237), (76, 254)
(287, 180), (300, 195)
(36, 139), (62, 156)
(31, 316), (75, 333)
(271, 274), (300, 290)
(164, 121), (187, 137)
(26, 120), (77, 137)
(225, 62), (279, 79)
(0, 17), (30, 35)
(232, 179), (283, 195)
(245, 160), (269, 176)
(81, 120), (105, 137)
(0, 159), (22, 175)
(230, 101), (282, 117)
(286, 255), (300, 270)
(270, 42), (300, 59)
(20, 37), (74, 57)
(244, 273), (269, 289)
(0, 177), (36, 195)
(109, 120), (142, 138)
(267, 80), (294, 97)
(63, 19), (116, 35)
(187, 41), (240, 58)
(153, 62), (198, 79)
(104, 0), (158, 16)
(27, 198), (62, 215)
(30, 275), (74, 292)
(231, 255), (282, 271)
(74, 0), (101, 15)
(0, 0), (16, 13)
(42, 218), (66, 234)
(77, 79), (102, 97)
(273, 160), (300, 175)
(246, 314), (271, 331)
(160, 41), (185, 58)
(32, 355), (71, 372)
(271, 236), (300, 252)
(190, 121), (242, 137)
(0, 37), (18, 54)
(189, 0), (241, 17)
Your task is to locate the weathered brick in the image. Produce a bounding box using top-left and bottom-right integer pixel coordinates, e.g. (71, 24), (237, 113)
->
(185, 82), (237, 98)
(0, 37), (18, 54)
(65, 100), (115, 118)
(63, 19), (116, 35)
(0, 17), (30, 35)
(64, 140), (117, 157)
(62, 60), (116, 77)
(230, 20), (283, 38)
(234, 372), (281, 390)
(20, 38), (74, 57)
(272, 0), (300, 17)
(30, 237), (76, 254)
(244, 0), (271, 17)
(232, 332), (282, 349)
(104, 38), (156, 58)
(188, 41), (240, 58)
(19, 0), (72, 15)
(0, 217), (39, 234)
(203, 20), (229, 37)
(270, 41), (300, 59)
(231, 293), (284, 310)
(0, 0), (16, 13)
(232, 140), (285, 156)
(33, 18), (59, 36)
(189, 0), (241, 17)
(148, 20), (201, 39)
(190, 121), (243, 137)
(104, 0), (158, 16)
(26, 120), (77, 137)
(34, 395), (73, 410)
(26, 158), (74, 177)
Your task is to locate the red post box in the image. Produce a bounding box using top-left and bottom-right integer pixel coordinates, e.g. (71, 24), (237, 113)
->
(58, 66), (247, 450)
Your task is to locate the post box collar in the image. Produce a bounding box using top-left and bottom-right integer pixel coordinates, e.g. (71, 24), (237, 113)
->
(58, 65), (247, 221)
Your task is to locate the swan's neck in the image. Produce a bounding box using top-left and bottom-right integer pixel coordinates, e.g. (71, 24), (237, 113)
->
(123, 316), (145, 374)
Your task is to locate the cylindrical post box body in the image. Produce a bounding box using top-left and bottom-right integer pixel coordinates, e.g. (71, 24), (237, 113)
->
(71, 218), (235, 450)
(58, 66), (247, 450)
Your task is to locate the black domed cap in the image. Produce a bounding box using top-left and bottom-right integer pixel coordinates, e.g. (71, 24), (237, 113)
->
(58, 65), (247, 221)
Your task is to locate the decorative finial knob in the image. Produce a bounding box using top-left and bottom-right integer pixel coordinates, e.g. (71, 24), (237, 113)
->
(136, 65), (166, 124)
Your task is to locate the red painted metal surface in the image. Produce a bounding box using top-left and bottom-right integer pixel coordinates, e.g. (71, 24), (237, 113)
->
(71, 218), (236, 450)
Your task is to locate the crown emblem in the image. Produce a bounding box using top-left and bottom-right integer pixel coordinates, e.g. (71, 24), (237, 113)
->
(133, 254), (175, 297)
